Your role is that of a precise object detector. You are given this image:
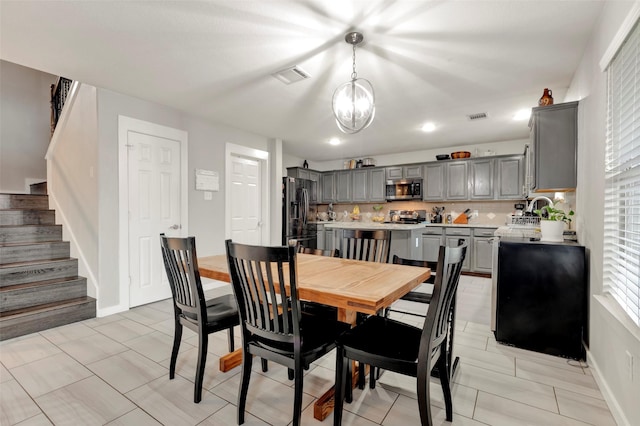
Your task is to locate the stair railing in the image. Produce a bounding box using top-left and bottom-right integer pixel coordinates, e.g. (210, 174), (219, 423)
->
(50, 77), (73, 137)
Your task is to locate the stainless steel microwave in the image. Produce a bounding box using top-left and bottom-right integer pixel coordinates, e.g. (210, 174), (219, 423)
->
(385, 178), (423, 201)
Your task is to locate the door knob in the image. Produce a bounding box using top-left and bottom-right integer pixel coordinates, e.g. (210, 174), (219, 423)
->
(169, 224), (181, 230)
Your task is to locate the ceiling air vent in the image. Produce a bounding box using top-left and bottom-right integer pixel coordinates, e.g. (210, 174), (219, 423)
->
(272, 66), (311, 85)
(467, 112), (489, 121)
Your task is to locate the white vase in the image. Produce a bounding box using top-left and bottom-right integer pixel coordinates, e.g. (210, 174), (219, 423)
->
(540, 220), (565, 242)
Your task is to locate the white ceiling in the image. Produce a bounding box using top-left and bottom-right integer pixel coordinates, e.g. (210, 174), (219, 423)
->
(0, 1), (605, 161)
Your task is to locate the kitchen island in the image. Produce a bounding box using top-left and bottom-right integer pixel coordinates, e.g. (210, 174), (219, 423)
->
(318, 221), (498, 273)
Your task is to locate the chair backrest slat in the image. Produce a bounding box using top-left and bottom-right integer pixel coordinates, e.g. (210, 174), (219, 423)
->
(341, 229), (391, 263)
(226, 240), (301, 346)
(160, 234), (207, 324)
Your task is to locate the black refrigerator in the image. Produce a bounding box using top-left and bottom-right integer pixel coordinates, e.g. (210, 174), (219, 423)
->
(282, 176), (317, 249)
(495, 238), (587, 360)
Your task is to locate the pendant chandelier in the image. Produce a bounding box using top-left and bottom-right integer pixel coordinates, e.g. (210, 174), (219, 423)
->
(332, 32), (375, 134)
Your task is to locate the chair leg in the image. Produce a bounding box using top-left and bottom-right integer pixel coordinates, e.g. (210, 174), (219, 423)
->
(261, 358), (268, 372)
(238, 348), (253, 425)
(194, 331), (209, 403)
(292, 360), (304, 426)
(358, 363), (366, 389)
(437, 351), (453, 421)
(417, 359), (434, 426)
(369, 366), (376, 389)
(288, 368), (294, 380)
(169, 320), (182, 380)
(345, 360), (353, 404)
(228, 326), (235, 352)
(334, 347), (347, 426)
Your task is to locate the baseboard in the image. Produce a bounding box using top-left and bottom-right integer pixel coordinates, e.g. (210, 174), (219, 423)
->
(97, 303), (128, 318)
(587, 349), (631, 426)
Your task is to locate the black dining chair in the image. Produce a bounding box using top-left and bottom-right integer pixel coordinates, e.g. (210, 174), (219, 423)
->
(225, 239), (350, 426)
(340, 229), (391, 263)
(296, 245), (341, 319)
(334, 244), (467, 426)
(339, 229), (392, 387)
(160, 234), (240, 403)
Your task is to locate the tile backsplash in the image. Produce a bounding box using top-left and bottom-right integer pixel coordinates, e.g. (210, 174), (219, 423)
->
(319, 200), (518, 226)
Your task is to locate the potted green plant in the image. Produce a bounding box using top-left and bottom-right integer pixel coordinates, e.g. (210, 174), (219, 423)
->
(533, 205), (574, 242)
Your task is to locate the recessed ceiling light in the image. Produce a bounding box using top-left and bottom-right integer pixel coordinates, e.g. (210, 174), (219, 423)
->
(513, 109), (531, 121)
(329, 138), (341, 145)
(421, 122), (436, 132)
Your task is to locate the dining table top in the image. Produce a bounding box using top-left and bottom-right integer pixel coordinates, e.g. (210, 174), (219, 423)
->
(198, 253), (432, 317)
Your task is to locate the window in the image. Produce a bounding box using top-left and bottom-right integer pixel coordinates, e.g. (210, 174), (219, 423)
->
(603, 18), (640, 327)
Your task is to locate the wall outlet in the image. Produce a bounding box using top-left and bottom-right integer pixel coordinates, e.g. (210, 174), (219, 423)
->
(472, 210), (479, 218)
(625, 350), (634, 381)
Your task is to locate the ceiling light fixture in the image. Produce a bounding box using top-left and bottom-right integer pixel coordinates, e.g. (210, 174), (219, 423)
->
(421, 122), (436, 132)
(329, 137), (341, 145)
(332, 32), (375, 134)
(513, 109), (531, 121)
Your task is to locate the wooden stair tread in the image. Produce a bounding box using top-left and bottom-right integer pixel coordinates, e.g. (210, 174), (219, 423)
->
(0, 296), (95, 319)
(0, 276), (84, 292)
(0, 224), (60, 228)
(0, 257), (74, 269)
(0, 240), (65, 247)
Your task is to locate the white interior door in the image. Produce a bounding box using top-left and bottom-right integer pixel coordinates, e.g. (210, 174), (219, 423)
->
(229, 155), (262, 244)
(128, 132), (181, 307)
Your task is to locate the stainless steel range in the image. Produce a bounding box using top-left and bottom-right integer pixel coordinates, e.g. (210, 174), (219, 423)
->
(387, 209), (427, 224)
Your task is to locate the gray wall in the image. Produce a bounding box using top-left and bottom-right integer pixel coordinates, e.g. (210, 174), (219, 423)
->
(0, 60), (57, 192)
(566, 2), (640, 425)
(96, 88), (272, 310)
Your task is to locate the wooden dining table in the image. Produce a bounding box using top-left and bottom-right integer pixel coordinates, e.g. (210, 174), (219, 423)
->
(198, 252), (431, 421)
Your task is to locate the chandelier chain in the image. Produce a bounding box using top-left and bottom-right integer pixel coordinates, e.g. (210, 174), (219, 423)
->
(351, 44), (357, 80)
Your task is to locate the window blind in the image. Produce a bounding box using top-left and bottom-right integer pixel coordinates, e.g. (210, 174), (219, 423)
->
(603, 18), (640, 327)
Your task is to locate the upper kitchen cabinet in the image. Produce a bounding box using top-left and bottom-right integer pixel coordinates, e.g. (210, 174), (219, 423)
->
(495, 155), (525, 199)
(287, 167), (320, 182)
(321, 172), (336, 203)
(445, 161), (468, 200)
(424, 163), (445, 200)
(351, 169), (386, 202)
(287, 167), (321, 202)
(386, 165), (423, 180)
(335, 170), (352, 202)
(528, 101), (578, 192)
(469, 158), (494, 199)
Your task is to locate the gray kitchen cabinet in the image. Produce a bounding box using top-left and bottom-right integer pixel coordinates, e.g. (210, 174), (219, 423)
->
(495, 155), (524, 199)
(469, 158), (494, 199)
(321, 172), (336, 203)
(472, 237), (493, 273)
(421, 227), (444, 262)
(424, 163), (445, 200)
(386, 165), (423, 180)
(351, 169), (368, 203)
(369, 168), (386, 202)
(288, 167), (320, 202)
(335, 170), (352, 202)
(472, 228), (496, 273)
(444, 227), (471, 271)
(529, 101), (578, 192)
(351, 168), (386, 203)
(317, 224), (325, 249)
(287, 167), (310, 180)
(445, 161), (468, 200)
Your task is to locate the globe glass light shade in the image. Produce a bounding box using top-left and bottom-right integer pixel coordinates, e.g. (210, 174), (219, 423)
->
(332, 78), (375, 134)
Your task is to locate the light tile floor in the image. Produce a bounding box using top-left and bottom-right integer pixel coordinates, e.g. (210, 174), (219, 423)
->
(0, 276), (616, 425)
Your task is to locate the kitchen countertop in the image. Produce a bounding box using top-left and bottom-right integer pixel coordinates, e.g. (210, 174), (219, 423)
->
(319, 221), (499, 230)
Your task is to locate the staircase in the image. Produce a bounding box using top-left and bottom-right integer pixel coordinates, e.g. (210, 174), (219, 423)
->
(0, 186), (96, 341)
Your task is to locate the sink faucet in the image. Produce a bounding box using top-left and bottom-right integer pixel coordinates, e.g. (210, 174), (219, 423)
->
(526, 196), (554, 212)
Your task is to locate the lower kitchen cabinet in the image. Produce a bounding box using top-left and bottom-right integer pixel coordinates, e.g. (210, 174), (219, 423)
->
(421, 227), (444, 263)
(444, 227), (471, 271)
(472, 228), (496, 273)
